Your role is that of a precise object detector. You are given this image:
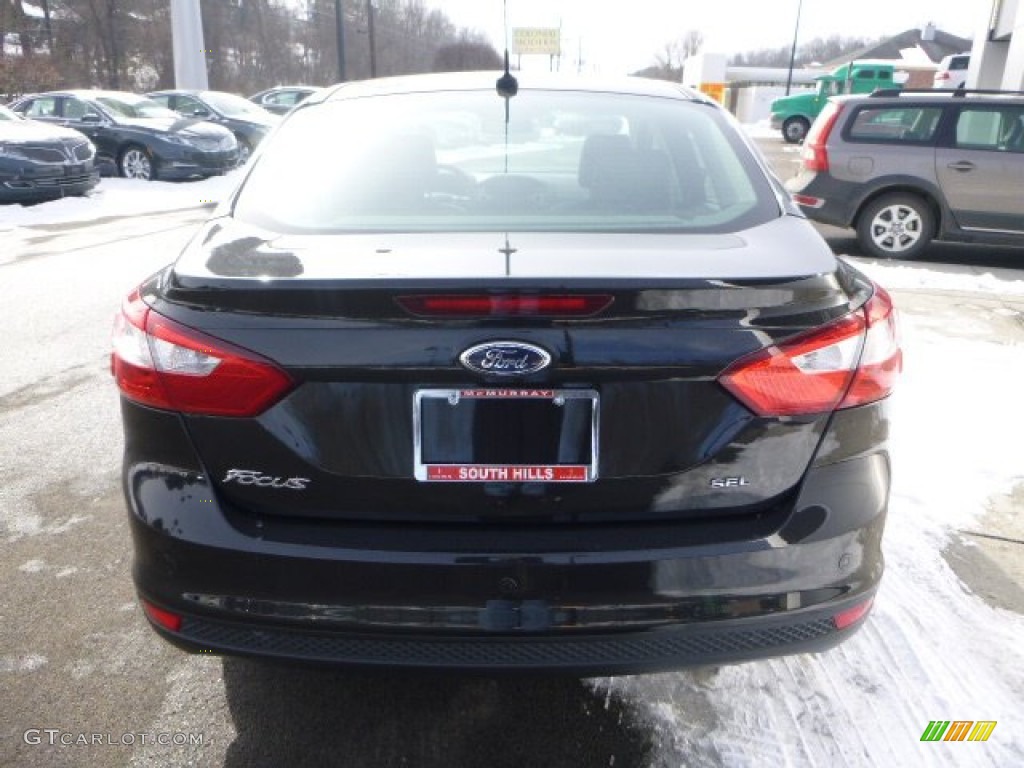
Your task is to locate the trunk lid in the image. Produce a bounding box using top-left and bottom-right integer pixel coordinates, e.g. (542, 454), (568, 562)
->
(149, 215), (867, 524)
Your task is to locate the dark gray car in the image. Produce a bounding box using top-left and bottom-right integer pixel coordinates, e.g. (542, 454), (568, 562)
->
(787, 89), (1024, 259)
(148, 90), (278, 165)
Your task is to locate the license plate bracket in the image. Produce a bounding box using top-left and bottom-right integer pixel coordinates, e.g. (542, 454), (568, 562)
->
(413, 388), (598, 482)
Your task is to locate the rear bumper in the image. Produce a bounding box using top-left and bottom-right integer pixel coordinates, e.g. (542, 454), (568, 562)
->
(145, 591), (874, 675)
(124, 403), (889, 673)
(785, 172), (858, 228)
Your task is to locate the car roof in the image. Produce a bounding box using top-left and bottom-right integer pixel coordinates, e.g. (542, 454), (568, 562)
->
(832, 90), (1024, 107)
(148, 89), (237, 97)
(317, 72), (709, 104)
(22, 89), (151, 100)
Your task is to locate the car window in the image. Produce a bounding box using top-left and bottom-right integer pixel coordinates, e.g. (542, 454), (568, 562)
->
(0, 105), (20, 121)
(175, 95), (206, 115)
(64, 98), (101, 121)
(95, 95), (177, 119)
(149, 94), (171, 108)
(234, 90), (779, 235)
(847, 106), (943, 143)
(955, 107), (1024, 152)
(24, 97), (58, 118)
(201, 91), (264, 117)
(265, 91), (300, 107)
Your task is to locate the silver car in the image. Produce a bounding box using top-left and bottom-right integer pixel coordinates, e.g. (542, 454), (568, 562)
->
(787, 89), (1024, 259)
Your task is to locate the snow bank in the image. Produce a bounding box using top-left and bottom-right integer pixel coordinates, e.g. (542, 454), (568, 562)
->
(0, 170), (241, 231)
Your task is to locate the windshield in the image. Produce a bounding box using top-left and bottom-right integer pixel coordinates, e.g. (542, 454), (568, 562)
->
(234, 90), (779, 234)
(0, 105), (20, 121)
(95, 95), (178, 120)
(201, 91), (268, 118)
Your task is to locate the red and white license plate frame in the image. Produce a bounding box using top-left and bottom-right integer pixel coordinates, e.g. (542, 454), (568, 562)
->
(413, 388), (599, 483)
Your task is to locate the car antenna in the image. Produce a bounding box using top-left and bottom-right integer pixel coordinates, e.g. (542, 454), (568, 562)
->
(496, 0), (519, 106)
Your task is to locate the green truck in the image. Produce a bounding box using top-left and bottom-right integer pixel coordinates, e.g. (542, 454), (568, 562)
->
(770, 62), (901, 143)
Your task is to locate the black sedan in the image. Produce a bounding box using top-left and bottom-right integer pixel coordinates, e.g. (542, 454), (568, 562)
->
(148, 90), (278, 165)
(248, 85), (322, 115)
(0, 104), (99, 203)
(8, 91), (238, 181)
(112, 73), (900, 675)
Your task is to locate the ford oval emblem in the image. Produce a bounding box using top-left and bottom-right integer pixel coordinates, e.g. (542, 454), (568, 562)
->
(459, 341), (552, 377)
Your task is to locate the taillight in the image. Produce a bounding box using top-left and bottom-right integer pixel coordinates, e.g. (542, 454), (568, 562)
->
(396, 294), (613, 317)
(111, 289), (293, 417)
(833, 597), (874, 630)
(801, 102), (842, 173)
(720, 284), (900, 417)
(141, 600), (182, 632)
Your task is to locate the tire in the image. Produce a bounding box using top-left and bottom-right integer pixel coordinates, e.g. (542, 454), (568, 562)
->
(236, 137), (252, 166)
(782, 117), (809, 144)
(119, 145), (155, 180)
(856, 193), (935, 260)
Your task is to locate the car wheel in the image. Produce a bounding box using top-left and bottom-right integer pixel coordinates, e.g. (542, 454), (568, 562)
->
(120, 146), (155, 180)
(856, 193), (935, 260)
(236, 137), (252, 165)
(782, 117), (809, 144)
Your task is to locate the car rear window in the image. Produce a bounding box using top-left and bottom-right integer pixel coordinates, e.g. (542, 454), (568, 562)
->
(846, 106), (943, 143)
(955, 107), (1024, 152)
(232, 90), (779, 234)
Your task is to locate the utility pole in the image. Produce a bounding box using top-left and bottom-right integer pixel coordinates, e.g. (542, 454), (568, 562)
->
(784, 0), (803, 96)
(335, 0), (347, 81)
(170, 0), (209, 89)
(366, 0), (377, 78)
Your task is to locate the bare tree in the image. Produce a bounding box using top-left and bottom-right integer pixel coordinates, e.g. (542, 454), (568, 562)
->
(2, 0), (502, 96)
(432, 33), (501, 72)
(646, 29), (704, 81)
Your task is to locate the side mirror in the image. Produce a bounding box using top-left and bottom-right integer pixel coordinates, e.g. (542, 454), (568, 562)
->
(192, 108), (211, 118)
(81, 113), (102, 123)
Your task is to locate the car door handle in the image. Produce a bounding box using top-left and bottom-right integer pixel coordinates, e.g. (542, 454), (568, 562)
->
(946, 161), (976, 172)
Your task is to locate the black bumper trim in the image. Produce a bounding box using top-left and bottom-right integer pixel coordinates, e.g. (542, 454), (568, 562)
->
(159, 606), (858, 675)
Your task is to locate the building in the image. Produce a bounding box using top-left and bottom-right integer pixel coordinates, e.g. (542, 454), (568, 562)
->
(969, 0), (1024, 89)
(818, 25), (971, 88)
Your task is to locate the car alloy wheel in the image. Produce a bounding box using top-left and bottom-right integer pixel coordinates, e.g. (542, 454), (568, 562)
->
(782, 117), (809, 144)
(857, 193), (934, 260)
(121, 147), (153, 180)
(237, 138), (252, 165)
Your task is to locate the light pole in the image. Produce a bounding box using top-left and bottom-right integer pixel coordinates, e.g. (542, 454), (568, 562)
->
(785, 0), (803, 96)
(335, 0), (347, 81)
(365, 0), (377, 77)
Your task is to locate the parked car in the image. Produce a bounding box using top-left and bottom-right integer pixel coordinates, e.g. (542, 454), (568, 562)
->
(113, 72), (900, 675)
(0, 104), (99, 203)
(148, 89), (278, 164)
(934, 53), (970, 89)
(787, 88), (1024, 259)
(248, 85), (322, 115)
(8, 90), (238, 181)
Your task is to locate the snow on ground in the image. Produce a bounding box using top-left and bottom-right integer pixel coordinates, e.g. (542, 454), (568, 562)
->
(851, 258), (1024, 298)
(0, 170), (241, 231)
(742, 120), (779, 140)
